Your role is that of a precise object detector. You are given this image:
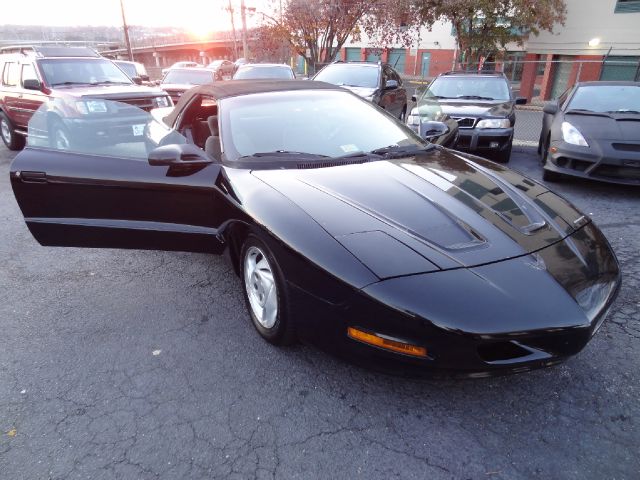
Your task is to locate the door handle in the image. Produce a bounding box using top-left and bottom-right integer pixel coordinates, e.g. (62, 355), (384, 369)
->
(19, 171), (47, 183)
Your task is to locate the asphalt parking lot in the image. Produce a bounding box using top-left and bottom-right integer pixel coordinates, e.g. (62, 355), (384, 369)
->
(1, 143), (639, 479)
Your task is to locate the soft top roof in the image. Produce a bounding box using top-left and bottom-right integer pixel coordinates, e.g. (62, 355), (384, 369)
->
(164, 80), (341, 124)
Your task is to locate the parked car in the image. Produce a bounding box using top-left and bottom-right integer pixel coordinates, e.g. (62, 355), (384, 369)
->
(233, 63), (295, 80)
(205, 60), (235, 80)
(9, 80), (620, 376)
(160, 67), (218, 104)
(539, 81), (640, 184)
(0, 45), (172, 151)
(312, 61), (408, 121)
(417, 71), (527, 163)
(113, 59), (151, 85)
(161, 61), (201, 76)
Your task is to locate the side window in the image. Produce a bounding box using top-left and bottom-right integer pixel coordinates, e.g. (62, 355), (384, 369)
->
(21, 63), (38, 86)
(3, 62), (19, 86)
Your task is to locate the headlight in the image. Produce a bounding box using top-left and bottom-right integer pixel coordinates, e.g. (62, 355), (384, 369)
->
(476, 118), (510, 129)
(575, 281), (617, 323)
(406, 113), (420, 126)
(75, 100), (107, 114)
(561, 121), (588, 146)
(154, 96), (171, 108)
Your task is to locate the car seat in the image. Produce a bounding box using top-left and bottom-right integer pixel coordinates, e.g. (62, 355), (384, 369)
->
(204, 115), (222, 161)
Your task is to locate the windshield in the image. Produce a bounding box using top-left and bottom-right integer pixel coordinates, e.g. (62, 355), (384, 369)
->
(162, 69), (214, 85)
(426, 76), (511, 101)
(220, 90), (424, 161)
(567, 85), (640, 113)
(314, 65), (379, 89)
(38, 58), (133, 86)
(27, 98), (185, 158)
(233, 65), (294, 80)
(115, 61), (137, 79)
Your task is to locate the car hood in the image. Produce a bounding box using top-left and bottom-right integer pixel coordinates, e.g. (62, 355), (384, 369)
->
(55, 84), (166, 99)
(438, 100), (513, 117)
(252, 149), (588, 279)
(564, 112), (640, 141)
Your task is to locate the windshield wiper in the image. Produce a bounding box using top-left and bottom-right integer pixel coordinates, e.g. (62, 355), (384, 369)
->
(565, 109), (612, 118)
(241, 150), (331, 159)
(456, 95), (495, 100)
(90, 80), (132, 85)
(370, 144), (431, 158)
(50, 81), (93, 86)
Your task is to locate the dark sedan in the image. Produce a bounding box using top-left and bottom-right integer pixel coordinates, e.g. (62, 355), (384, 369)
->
(9, 81), (620, 377)
(159, 67), (217, 104)
(206, 60), (235, 80)
(539, 81), (640, 184)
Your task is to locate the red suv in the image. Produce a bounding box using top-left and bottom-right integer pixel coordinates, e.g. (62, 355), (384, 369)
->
(0, 45), (172, 150)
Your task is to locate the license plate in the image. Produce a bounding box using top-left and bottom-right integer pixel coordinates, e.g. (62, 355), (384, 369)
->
(132, 124), (145, 136)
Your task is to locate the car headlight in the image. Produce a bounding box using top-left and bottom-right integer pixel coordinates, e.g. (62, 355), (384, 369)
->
(75, 100), (108, 114)
(476, 118), (510, 129)
(154, 96), (171, 108)
(561, 121), (588, 146)
(575, 281), (617, 323)
(406, 113), (420, 127)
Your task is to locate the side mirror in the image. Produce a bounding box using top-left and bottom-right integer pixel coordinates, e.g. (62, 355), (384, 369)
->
(140, 74), (150, 82)
(148, 143), (213, 167)
(420, 121), (449, 142)
(411, 94), (417, 102)
(132, 76), (143, 85)
(543, 101), (559, 115)
(154, 80), (162, 86)
(515, 96), (527, 105)
(23, 79), (42, 90)
(384, 79), (399, 90)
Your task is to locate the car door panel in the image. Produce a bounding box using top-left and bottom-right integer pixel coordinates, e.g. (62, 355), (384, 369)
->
(10, 148), (226, 253)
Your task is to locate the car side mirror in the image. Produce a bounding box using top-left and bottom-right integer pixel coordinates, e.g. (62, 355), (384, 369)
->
(543, 101), (559, 115)
(140, 74), (150, 82)
(148, 143), (213, 167)
(420, 121), (449, 142)
(385, 79), (399, 90)
(132, 76), (143, 85)
(515, 96), (527, 105)
(411, 94), (417, 102)
(23, 79), (42, 90)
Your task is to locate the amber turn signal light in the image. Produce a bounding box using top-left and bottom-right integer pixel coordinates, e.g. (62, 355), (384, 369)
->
(347, 327), (427, 358)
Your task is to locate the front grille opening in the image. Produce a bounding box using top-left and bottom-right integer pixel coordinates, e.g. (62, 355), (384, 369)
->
(612, 143), (640, 152)
(477, 341), (531, 363)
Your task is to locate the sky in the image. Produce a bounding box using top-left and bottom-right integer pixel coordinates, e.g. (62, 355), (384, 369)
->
(1, 0), (268, 32)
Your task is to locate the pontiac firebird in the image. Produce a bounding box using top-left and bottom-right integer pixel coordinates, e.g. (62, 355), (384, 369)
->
(9, 81), (620, 376)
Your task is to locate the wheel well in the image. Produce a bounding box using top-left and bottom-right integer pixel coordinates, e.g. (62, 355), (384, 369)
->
(225, 221), (251, 276)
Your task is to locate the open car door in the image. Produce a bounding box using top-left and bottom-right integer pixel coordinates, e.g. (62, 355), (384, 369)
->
(10, 99), (225, 254)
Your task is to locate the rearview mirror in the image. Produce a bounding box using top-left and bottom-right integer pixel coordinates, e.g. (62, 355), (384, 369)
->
(23, 79), (41, 90)
(384, 79), (399, 90)
(543, 101), (559, 115)
(148, 144), (213, 167)
(420, 121), (449, 142)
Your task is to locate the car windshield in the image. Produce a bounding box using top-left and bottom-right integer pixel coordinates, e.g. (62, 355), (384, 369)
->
(220, 89), (424, 162)
(162, 69), (214, 85)
(314, 65), (379, 89)
(567, 85), (640, 113)
(233, 65), (294, 80)
(39, 58), (133, 86)
(27, 99), (185, 159)
(115, 62), (137, 79)
(426, 76), (511, 101)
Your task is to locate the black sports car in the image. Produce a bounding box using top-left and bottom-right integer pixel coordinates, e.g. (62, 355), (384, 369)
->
(10, 81), (620, 377)
(539, 81), (640, 184)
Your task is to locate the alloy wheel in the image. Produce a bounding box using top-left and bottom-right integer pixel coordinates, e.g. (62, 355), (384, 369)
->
(244, 246), (278, 329)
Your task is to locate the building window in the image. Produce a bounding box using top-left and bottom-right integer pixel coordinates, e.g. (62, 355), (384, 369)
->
(615, 0), (640, 13)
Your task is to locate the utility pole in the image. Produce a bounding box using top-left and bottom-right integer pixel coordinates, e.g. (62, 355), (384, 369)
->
(240, 0), (249, 59)
(119, 0), (134, 61)
(227, 0), (238, 59)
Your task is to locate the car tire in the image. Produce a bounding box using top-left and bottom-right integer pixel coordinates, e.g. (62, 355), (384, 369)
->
(49, 119), (73, 151)
(494, 142), (512, 163)
(240, 234), (296, 346)
(0, 112), (26, 151)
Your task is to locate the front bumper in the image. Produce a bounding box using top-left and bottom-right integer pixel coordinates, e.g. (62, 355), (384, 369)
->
(455, 127), (513, 153)
(545, 139), (640, 185)
(294, 222), (620, 377)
